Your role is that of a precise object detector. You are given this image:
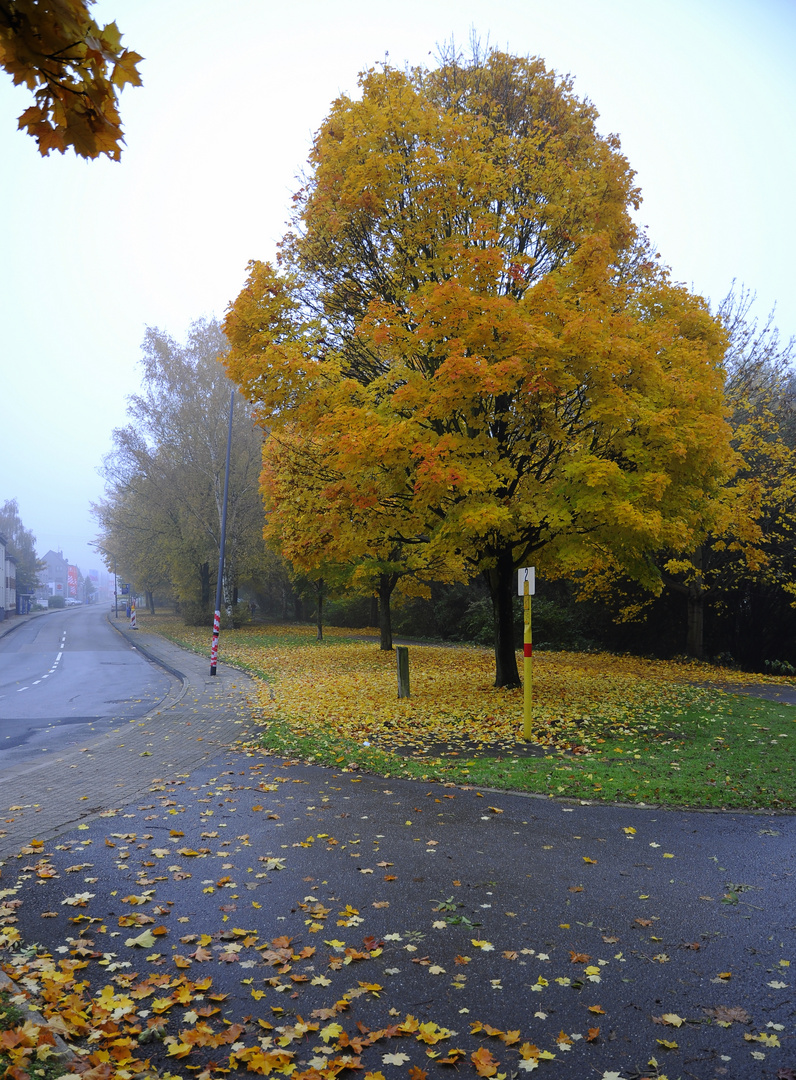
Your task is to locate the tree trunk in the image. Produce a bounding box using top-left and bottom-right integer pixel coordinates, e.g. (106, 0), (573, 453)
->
(658, 547), (706, 661)
(685, 546), (705, 660)
(378, 573), (398, 651)
(316, 579), (324, 641)
(146, 590), (155, 616)
(686, 589), (704, 659)
(484, 546), (521, 688)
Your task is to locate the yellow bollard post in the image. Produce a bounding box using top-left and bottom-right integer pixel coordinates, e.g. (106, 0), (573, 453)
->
(523, 580), (532, 739)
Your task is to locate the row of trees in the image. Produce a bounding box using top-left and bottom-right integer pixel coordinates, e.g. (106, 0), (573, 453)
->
(93, 288), (795, 671)
(0, 499), (41, 597)
(93, 319), (291, 622)
(652, 287), (796, 664)
(222, 47), (787, 687)
(91, 288), (796, 664)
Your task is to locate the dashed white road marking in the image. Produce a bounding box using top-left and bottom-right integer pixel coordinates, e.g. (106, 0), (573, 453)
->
(16, 638), (66, 692)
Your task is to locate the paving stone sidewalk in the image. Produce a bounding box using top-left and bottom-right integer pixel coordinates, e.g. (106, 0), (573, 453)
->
(0, 618), (257, 861)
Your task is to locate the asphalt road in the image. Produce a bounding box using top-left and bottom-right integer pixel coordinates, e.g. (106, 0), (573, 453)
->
(0, 605), (173, 769)
(0, 621), (793, 1079)
(3, 758), (795, 1080)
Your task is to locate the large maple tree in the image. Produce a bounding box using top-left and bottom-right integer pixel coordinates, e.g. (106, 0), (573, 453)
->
(224, 49), (736, 687)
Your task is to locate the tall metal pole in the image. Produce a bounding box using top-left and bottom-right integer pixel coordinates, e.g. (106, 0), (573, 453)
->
(210, 389), (234, 675)
(114, 557), (118, 619)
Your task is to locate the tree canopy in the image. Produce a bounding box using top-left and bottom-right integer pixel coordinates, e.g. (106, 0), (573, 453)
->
(94, 319), (270, 619)
(0, 0), (142, 159)
(665, 286), (796, 660)
(0, 498), (41, 595)
(224, 49), (737, 686)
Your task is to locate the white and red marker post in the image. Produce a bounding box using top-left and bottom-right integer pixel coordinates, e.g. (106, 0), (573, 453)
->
(518, 567), (535, 739)
(210, 609), (221, 671)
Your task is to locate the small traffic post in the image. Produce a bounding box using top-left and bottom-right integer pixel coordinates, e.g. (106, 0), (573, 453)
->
(130, 597), (137, 630)
(210, 609), (221, 672)
(396, 645), (410, 699)
(519, 567), (535, 739)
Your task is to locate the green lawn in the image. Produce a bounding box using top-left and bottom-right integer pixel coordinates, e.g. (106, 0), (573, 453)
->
(257, 692), (796, 811)
(140, 616), (796, 811)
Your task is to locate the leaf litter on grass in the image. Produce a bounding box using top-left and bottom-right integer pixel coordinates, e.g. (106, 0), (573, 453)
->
(141, 617), (788, 752)
(135, 618), (796, 810)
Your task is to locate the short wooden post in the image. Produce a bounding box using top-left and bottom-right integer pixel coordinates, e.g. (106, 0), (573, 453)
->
(396, 645), (410, 699)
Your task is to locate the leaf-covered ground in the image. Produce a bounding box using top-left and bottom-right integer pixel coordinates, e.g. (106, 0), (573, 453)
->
(143, 618), (796, 811)
(1, 759), (793, 1080)
(0, 983), (73, 1079)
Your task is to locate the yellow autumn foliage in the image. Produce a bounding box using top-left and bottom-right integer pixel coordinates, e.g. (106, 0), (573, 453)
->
(143, 617), (778, 754)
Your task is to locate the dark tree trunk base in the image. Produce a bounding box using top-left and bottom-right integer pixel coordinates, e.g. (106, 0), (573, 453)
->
(378, 573), (398, 651)
(485, 547), (521, 689)
(687, 593), (704, 660)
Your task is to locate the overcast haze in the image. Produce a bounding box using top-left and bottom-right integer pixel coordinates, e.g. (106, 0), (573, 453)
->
(1, 0), (794, 575)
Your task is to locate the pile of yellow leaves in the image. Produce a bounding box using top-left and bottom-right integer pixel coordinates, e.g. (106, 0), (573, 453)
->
(145, 619), (778, 755)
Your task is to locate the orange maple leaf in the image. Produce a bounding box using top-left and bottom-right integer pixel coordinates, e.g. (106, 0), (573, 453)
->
(471, 1046), (499, 1077)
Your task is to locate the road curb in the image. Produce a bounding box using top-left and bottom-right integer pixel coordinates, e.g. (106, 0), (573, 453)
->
(0, 611), (257, 861)
(0, 966), (83, 1074)
(0, 609), (52, 642)
(106, 611), (187, 683)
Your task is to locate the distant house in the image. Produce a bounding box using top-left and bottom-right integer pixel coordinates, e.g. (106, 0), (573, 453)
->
(0, 534), (16, 619)
(39, 549), (69, 604)
(0, 533), (5, 620)
(5, 553), (16, 615)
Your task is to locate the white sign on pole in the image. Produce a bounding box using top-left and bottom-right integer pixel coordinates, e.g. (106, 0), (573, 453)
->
(517, 567), (535, 596)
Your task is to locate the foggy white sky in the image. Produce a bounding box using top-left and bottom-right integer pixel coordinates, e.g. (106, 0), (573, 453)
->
(1, 0), (794, 574)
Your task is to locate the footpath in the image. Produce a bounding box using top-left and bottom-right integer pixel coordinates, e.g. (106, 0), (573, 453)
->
(0, 613), (257, 860)
(0, 619), (794, 1080)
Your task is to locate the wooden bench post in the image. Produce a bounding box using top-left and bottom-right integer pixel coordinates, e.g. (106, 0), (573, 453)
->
(396, 645), (410, 699)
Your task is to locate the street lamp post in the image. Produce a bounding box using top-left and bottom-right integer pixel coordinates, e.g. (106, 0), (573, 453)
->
(210, 390), (234, 675)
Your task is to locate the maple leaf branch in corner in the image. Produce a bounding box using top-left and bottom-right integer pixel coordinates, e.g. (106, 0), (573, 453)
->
(0, 0), (143, 159)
